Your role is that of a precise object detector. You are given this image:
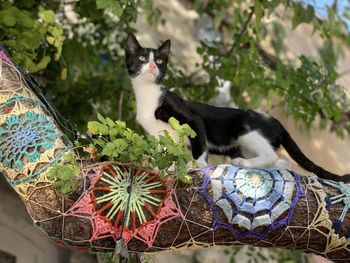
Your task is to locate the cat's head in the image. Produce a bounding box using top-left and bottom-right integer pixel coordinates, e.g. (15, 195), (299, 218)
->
(125, 33), (170, 84)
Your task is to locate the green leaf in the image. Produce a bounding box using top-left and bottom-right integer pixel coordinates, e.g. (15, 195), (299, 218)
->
(53, 180), (62, 189)
(97, 113), (107, 124)
(88, 121), (109, 135)
(182, 175), (193, 184)
(2, 15), (17, 27)
(106, 117), (116, 127)
(60, 68), (67, 80)
(96, 0), (124, 17)
(36, 56), (51, 71)
(101, 139), (128, 157)
(38, 9), (55, 24)
(116, 120), (126, 129)
(61, 183), (72, 194)
(168, 117), (180, 130)
(182, 124), (196, 138)
(213, 12), (225, 30)
(64, 153), (75, 163)
(292, 4), (314, 29)
(59, 167), (73, 180)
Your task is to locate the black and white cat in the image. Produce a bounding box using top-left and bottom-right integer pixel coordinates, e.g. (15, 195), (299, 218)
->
(125, 33), (350, 182)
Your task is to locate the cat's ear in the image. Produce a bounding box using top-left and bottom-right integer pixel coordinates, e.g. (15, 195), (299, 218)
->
(125, 33), (141, 54)
(158, 39), (171, 57)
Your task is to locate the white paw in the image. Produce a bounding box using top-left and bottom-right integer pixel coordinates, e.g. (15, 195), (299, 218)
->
(196, 159), (208, 168)
(273, 158), (291, 169)
(232, 158), (252, 167)
(153, 166), (160, 173)
(232, 157), (243, 166)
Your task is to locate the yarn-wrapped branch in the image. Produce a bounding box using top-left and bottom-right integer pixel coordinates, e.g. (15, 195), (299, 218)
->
(1, 47), (350, 262)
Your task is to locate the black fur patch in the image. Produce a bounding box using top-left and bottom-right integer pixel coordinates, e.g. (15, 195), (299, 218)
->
(124, 34), (350, 183)
(125, 34), (170, 84)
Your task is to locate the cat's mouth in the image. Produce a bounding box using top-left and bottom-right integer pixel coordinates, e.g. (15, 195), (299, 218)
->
(146, 71), (156, 76)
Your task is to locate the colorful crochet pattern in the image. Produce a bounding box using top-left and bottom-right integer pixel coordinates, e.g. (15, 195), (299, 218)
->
(0, 112), (58, 171)
(93, 165), (169, 230)
(197, 165), (304, 239)
(0, 50), (72, 187)
(2, 45), (350, 261)
(38, 164), (182, 251)
(319, 178), (350, 237)
(92, 164), (181, 246)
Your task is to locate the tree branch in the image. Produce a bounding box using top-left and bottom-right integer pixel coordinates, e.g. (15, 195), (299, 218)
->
(118, 91), (125, 120)
(230, 7), (255, 52)
(0, 7), (349, 263)
(1, 35), (350, 263)
(26, 162), (350, 262)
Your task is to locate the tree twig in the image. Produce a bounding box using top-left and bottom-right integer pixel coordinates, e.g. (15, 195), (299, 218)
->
(118, 91), (125, 120)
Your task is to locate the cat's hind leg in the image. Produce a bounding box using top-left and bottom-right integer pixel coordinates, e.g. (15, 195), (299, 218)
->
(232, 131), (278, 168)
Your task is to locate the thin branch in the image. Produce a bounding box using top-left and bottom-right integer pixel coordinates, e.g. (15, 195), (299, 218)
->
(118, 91), (125, 120)
(240, 8), (255, 36)
(230, 7), (255, 52)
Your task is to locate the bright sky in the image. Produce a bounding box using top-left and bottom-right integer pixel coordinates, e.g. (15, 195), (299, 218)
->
(302, 0), (349, 22)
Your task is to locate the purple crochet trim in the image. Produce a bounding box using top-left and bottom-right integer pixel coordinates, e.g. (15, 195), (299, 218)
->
(196, 166), (305, 241)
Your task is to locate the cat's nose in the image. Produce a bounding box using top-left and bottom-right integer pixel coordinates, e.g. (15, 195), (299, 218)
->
(149, 61), (156, 70)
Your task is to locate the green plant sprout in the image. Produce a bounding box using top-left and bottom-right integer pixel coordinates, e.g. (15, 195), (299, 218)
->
(87, 114), (196, 183)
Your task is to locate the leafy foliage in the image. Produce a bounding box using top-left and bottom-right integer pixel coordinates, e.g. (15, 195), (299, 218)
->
(167, 0), (350, 136)
(1, 1), (350, 260)
(0, 3), (65, 72)
(47, 153), (80, 197)
(49, 114), (195, 194)
(1, 0), (349, 135)
(88, 114), (195, 183)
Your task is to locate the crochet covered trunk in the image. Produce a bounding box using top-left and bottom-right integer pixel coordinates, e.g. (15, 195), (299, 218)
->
(1, 46), (350, 262)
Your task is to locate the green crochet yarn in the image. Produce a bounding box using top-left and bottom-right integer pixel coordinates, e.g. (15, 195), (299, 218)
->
(96, 166), (163, 227)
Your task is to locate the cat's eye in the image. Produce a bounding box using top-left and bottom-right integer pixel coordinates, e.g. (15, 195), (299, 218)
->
(156, 59), (163, 64)
(139, 56), (146, 62)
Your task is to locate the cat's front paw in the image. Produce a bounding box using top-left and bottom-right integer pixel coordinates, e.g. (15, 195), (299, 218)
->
(196, 159), (208, 168)
(232, 157), (251, 167)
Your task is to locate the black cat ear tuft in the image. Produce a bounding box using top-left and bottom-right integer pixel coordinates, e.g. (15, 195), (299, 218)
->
(125, 33), (141, 54)
(158, 39), (171, 57)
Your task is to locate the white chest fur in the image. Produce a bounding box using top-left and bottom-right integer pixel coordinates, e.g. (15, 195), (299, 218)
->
(132, 79), (179, 140)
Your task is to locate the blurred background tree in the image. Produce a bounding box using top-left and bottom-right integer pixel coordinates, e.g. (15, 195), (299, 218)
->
(0, 0), (349, 135)
(1, 0), (350, 262)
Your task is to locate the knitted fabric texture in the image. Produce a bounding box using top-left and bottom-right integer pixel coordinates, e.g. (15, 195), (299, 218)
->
(2, 46), (350, 260)
(0, 48), (72, 187)
(319, 178), (350, 237)
(197, 165), (304, 239)
(43, 164), (182, 250)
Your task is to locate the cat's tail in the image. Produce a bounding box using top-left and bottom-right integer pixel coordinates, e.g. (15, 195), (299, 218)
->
(281, 127), (350, 183)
